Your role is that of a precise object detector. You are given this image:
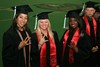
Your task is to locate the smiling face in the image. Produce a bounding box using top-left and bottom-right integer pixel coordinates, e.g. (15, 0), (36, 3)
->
(85, 8), (95, 17)
(16, 13), (28, 28)
(69, 18), (78, 29)
(39, 19), (49, 31)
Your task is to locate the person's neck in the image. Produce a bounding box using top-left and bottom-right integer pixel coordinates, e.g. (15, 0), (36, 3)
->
(17, 24), (24, 31)
(84, 15), (93, 22)
(41, 29), (48, 36)
(70, 27), (78, 31)
(85, 15), (92, 19)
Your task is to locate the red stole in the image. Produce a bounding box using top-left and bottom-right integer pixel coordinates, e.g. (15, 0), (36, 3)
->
(62, 28), (80, 64)
(36, 30), (57, 67)
(83, 15), (97, 36)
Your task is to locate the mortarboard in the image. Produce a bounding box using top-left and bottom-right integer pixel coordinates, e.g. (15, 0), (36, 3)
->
(66, 9), (82, 18)
(12, 5), (33, 18)
(36, 11), (53, 20)
(34, 11), (53, 29)
(85, 1), (99, 8)
(63, 9), (81, 28)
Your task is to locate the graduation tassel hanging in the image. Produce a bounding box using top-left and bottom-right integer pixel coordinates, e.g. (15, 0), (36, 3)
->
(34, 15), (38, 30)
(63, 14), (66, 29)
(80, 3), (85, 16)
(13, 6), (16, 18)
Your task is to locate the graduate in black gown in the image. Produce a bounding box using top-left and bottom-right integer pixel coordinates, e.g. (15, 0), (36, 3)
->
(94, 6), (100, 67)
(2, 5), (33, 67)
(60, 10), (91, 67)
(94, 6), (100, 45)
(81, 1), (100, 66)
(31, 11), (61, 67)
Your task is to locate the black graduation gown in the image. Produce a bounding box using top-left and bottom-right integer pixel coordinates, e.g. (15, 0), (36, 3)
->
(95, 17), (100, 66)
(97, 17), (100, 46)
(82, 16), (97, 46)
(81, 16), (99, 66)
(31, 31), (61, 67)
(60, 30), (91, 67)
(2, 26), (32, 67)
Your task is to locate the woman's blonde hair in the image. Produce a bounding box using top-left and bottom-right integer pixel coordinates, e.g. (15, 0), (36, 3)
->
(36, 19), (54, 41)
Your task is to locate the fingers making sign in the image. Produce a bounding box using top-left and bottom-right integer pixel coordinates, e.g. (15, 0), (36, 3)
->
(18, 36), (31, 50)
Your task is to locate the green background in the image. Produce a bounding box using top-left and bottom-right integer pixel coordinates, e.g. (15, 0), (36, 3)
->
(0, 0), (100, 67)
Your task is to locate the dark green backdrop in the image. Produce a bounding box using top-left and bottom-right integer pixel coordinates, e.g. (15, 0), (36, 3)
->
(0, 0), (100, 67)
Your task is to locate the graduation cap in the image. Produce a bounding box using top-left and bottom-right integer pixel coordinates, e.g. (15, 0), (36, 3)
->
(85, 1), (99, 8)
(34, 11), (53, 29)
(66, 9), (82, 18)
(63, 9), (82, 28)
(12, 5), (33, 18)
(36, 11), (53, 20)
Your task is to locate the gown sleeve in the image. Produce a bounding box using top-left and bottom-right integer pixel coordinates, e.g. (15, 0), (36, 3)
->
(53, 31), (61, 65)
(74, 31), (92, 64)
(31, 32), (40, 67)
(2, 30), (20, 66)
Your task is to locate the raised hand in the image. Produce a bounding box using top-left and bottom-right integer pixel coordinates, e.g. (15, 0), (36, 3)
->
(38, 35), (48, 49)
(18, 36), (31, 50)
(68, 40), (78, 53)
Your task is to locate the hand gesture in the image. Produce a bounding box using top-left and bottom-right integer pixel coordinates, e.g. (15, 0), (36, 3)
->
(18, 36), (31, 50)
(38, 35), (48, 49)
(68, 40), (78, 53)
